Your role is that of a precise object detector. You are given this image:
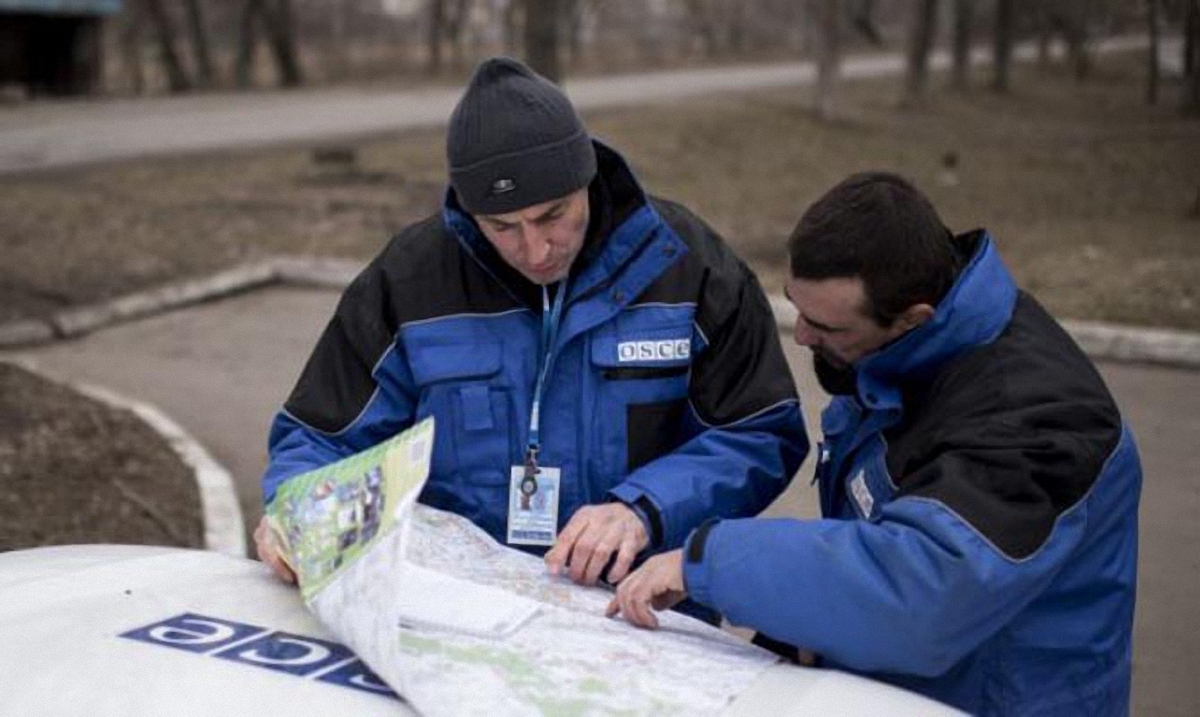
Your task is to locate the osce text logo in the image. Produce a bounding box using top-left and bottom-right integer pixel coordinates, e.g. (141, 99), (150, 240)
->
(617, 339), (691, 363)
(120, 612), (397, 700)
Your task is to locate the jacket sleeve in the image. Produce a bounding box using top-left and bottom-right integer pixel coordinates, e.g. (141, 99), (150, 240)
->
(608, 264), (809, 550)
(261, 260), (416, 505)
(680, 430), (1127, 677)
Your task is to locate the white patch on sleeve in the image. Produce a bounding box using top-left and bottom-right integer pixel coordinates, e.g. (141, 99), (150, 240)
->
(850, 470), (875, 518)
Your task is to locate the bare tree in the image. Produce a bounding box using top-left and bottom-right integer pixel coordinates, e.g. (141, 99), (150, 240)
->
(182, 0), (215, 88)
(1187, 0), (1198, 77)
(118, 0), (146, 95)
(1036, 3), (1054, 68)
(235, 0), (260, 88)
(849, 0), (884, 46)
(904, 0), (941, 105)
(815, 0), (840, 120)
(427, 0), (446, 74)
(1186, 0), (1200, 113)
(951, 0), (973, 90)
(1149, 0), (1160, 104)
(1065, 0), (1093, 81)
(503, 0), (523, 56)
(235, 0), (302, 88)
(562, 0), (587, 67)
(992, 0), (1015, 92)
(524, 0), (561, 82)
(262, 0), (303, 87)
(324, 0), (350, 80)
(446, 0), (473, 70)
(685, 0), (722, 58)
(143, 0), (191, 92)
(728, 2), (748, 54)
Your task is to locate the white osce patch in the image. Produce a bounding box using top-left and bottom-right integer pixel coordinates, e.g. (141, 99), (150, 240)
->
(616, 339), (691, 363)
(850, 469), (875, 518)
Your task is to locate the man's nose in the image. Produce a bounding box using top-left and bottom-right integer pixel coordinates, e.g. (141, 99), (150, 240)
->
(793, 319), (818, 347)
(523, 226), (554, 264)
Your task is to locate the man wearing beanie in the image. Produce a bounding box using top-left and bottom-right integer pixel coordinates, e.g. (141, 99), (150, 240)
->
(256, 57), (809, 604)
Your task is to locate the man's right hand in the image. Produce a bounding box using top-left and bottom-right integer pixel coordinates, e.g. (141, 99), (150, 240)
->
(254, 516), (297, 585)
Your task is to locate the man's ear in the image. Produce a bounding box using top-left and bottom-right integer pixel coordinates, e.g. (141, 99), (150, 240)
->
(896, 303), (936, 333)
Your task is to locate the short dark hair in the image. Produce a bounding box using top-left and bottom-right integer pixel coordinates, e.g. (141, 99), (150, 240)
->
(787, 172), (961, 327)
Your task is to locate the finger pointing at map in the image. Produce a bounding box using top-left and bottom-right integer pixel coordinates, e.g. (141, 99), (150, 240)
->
(606, 549), (688, 629)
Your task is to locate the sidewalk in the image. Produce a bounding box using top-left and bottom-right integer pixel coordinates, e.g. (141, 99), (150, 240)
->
(3, 284), (1197, 717)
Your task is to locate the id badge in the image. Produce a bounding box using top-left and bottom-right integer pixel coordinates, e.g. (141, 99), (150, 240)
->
(507, 465), (560, 546)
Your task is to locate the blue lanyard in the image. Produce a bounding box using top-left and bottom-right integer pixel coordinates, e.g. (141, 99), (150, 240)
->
(526, 281), (566, 473)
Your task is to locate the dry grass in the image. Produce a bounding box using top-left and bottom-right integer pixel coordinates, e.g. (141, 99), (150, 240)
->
(1, 50), (1197, 329)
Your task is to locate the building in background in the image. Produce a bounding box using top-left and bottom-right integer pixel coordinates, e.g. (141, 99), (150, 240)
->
(0, 0), (121, 96)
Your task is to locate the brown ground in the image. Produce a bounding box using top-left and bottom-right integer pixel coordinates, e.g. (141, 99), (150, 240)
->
(0, 362), (203, 552)
(1, 50), (1197, 331)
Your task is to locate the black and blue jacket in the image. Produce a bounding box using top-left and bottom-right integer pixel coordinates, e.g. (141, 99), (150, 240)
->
(683, 231), (1141, 716)
(262, 143), (808, 554)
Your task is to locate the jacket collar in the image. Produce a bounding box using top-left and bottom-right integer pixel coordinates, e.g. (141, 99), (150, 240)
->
(853, 230), (1018, 411)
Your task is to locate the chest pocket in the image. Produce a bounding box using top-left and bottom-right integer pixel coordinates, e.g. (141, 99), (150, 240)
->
(589, 322), (694, 477)
(407, 341), (516, 485)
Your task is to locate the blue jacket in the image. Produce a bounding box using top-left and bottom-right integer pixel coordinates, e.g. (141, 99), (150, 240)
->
(262, 143), (808, 555)
(683, 231), (1141, 716)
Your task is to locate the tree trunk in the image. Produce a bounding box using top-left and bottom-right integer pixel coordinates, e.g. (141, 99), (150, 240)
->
(951, 0), (972, 90)
(563, 0), (585, 67)
(448, 0), (472, 70)
(904, 0), (940, 105)
(119, 0), (145, 95)
(427, 0), (445, 74)
(728, 1), (748, 54)
(815, 0), (840, 120)
(992, 0), (1014, 92)
(1148, 0), (1160, 105)
(1037, 4), (1053, 69)
(143, 0), (190, 92)
(182, 0), (214, 88)
(685, 0), (720, 58)
(1186, 0), (1197, 77)
(261, 0), (303, 87)
(325, 0), (350, 81)
(524, 0), (561, 83)
(1067, 0), (1092, 81)
(503, 0), (522, 56)
(234, 0), (259, 88)
(1185, 0), (1200, 114)
(850, 0), (883, 46)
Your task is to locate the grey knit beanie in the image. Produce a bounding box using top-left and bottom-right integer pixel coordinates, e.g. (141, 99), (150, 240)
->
(447, 57), (597, 216)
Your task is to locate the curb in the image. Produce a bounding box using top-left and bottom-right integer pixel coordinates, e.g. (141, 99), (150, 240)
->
(1, 358), (247, 558)
(1, 258), (1197, 370)
(0, 257), (363, 350)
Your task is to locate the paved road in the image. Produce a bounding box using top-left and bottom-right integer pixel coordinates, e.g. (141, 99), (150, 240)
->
(0, 37), (1157, 174)
(3, 285), (1197, 717)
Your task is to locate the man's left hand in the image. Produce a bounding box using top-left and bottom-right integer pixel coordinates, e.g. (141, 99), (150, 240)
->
(605, 549), (687, 629)
(545, 502), (648, 585)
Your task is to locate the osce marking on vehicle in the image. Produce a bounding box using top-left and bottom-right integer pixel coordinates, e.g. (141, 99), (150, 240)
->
(617, 339), (691, 363)
(120, 612), (397, 700)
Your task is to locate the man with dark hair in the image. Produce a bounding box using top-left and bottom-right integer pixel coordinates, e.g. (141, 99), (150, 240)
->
(609, 172), (1142, 716)
(255, 57), (808, 605)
